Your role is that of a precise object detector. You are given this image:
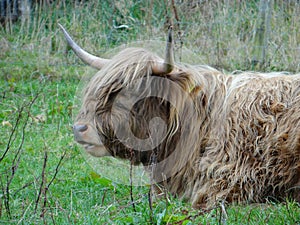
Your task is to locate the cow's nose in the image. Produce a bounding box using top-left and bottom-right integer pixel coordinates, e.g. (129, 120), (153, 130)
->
(73, 124), (88, 132)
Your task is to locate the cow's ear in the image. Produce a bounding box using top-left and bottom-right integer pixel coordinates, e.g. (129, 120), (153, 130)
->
(167, 71), (195, 93)
(190, 85), (202, 97)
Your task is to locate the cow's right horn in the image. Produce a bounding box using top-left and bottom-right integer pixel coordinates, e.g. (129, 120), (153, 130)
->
(58, 24), (110, 70)
(152, 26), (174, 75)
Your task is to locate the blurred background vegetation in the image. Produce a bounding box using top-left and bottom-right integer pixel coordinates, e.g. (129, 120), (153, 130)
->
(1, 0), (300, 72)
(0, 0), (300, 224)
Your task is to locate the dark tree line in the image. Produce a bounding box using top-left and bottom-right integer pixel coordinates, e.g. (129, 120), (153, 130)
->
(0, 0), (86, 24)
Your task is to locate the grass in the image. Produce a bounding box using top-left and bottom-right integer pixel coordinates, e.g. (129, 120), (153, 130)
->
(0, 0), (300, 224)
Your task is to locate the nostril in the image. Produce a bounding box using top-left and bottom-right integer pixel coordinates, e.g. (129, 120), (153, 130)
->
(73, 124), (88, 132)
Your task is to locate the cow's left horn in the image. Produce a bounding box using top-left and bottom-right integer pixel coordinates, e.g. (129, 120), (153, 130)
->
(152, 26), (174, 75)
(58, 23), (110, 70)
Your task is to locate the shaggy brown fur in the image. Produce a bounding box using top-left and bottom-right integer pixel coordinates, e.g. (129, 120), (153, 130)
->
(74, 47), (300, 208)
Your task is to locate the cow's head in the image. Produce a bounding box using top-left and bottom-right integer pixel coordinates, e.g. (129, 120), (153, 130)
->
(60, 24), (196, 171)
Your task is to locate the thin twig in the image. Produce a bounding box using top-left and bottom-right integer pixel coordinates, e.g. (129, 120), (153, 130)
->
(171, 0), (184, 61)
(0, 93), (39, 162)
(171, 0), (180, 24)
(148, 187), (154, 224)
(12, 181), (35, 198)
(1, 93), (40, 217)
(46, 149), (67, 189)
(148, 151), (158, 224)
(35, 150), (48, 213)
(0, 105), (23, 162)
(129, 149), (136, 212)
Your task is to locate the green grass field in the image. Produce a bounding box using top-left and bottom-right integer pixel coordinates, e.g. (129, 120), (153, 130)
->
(1, 1), (300, 224)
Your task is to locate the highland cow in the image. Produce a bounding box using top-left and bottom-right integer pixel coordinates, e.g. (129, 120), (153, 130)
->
(59, 24), (300, 208)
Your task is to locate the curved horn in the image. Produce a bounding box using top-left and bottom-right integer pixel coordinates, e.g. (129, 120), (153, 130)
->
(152, 26), (174, 75)
(58, 23), (110, 70)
